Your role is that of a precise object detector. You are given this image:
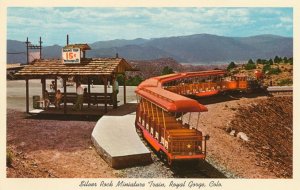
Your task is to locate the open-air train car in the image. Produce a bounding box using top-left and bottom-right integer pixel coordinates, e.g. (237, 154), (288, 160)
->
(135, 87), (209, 165)
(135, 70), (250, 165)
(159, 70), (248, 97)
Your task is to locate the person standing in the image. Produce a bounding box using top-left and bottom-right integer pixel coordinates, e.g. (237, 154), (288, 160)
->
(54, 89), (62, 109)
(44, 90), (50, 109)
(112, 78), (119, 108)
(74, 83), (84, 110)
(50, 81), (56, 92)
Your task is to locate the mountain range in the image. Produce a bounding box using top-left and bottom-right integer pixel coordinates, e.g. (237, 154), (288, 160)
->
(7, 34), (293, 64)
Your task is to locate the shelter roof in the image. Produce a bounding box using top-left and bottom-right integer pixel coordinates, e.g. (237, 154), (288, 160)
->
(7, 63), (24, 70)
(64, 44), (91, 50)
(15, 58), (134, 78)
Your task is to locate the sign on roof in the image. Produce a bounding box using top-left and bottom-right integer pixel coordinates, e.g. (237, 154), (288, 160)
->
(62, 48), (80, 64)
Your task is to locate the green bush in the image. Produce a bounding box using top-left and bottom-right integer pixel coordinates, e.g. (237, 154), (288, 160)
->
(117, 74), (144, 86)
(263, 64), (281, 75)
(248, 59), (255, 65)
(277, 79), (293, 86)
(127, 75), (143, 86)
(262, 64), (271, 73)
(268, 59), (273, 65)
(161, 66), (174, 75)
(244, 63), (256, 70)
(288, 57), (293, 65)
(269, 67), (281, 75)
(227, 62), (236, 71)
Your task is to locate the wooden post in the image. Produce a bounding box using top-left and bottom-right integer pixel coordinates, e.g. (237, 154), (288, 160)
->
(54, 77), (57, 91)
(103, 77), (108, 113)
(112, 75), (117, 109)
(88, 77), (91, 108)
(123, 73), (126, 104)
(41, 78), (46, 98)
(25, 78), (29, 114)
(63, 77), (67, 114)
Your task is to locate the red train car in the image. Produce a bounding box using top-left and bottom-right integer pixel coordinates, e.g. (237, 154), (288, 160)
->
(135, 70), (249, 165)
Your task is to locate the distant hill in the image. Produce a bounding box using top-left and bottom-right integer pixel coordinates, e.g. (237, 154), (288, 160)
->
(89, 38), (148, 49)
(7, 34), (292, 64)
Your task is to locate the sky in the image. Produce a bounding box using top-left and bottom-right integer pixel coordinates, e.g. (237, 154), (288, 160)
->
(7, 7), (293, 46)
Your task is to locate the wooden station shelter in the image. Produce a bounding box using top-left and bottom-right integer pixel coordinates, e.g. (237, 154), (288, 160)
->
(15, 42), (135, 115)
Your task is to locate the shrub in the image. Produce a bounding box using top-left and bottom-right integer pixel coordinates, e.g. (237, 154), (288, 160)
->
(263, 64), (271, 73)
(263, 64), (281, 75)
(269, 67), (281, 75)
(127, 75), (143, 86)
(117, 74), (143, 86)
(256, 59), (262, 64)
(248, 59), (255, 65)
(268, 59), (273, 65)
(244, 63), (256, 70)
(288, 57), (293, 65)
(278, 79), (293, 86)
(227, 62), (236, 71)
(161, 66), (174, 75)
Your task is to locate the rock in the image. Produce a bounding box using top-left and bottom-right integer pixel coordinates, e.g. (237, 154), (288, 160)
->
(229, 130), (236, 136)
(225, 127), (231, 133)
(262, 146), (270, 150)
(237, 132), (249, 142)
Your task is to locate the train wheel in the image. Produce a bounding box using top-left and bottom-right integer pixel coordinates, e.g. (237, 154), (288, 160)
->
(135, 126), (141, 134)
(167, 157), (173, 166)
(158, 150), (167, 164)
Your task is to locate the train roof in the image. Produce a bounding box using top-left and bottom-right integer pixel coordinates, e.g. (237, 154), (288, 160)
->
(135, 71), (225, 112)
(136, 87), (208, 112)
(154, 70), (226, 84)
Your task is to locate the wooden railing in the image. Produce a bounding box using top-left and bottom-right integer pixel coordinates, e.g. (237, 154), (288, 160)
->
(137, 97), (206, 155)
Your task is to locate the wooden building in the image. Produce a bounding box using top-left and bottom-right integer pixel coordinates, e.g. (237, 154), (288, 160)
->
(15, 44), (135, 115)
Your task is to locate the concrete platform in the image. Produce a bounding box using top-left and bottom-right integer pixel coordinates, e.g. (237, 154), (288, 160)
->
(91, 103), (152, 169)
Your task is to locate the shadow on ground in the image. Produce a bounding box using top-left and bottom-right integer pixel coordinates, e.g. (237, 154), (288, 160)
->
(170, 160), (227, 178)
(191, 90), (269, 105)
(26, 103), (137, 121)
(28, 114), (102, 121)
(106, 103), (137, 116)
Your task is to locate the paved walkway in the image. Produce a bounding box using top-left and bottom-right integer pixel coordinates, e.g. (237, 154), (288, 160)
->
(91, 102), (152, 169)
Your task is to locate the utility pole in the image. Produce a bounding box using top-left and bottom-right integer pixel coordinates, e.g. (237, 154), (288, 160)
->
(39, 36), (42, 59)
(25, 37), (30, 64)
(25, 37), (43, 64)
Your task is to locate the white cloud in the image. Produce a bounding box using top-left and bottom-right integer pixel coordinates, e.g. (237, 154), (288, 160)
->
(7, 7), (293, 45)
(280, 16), (293, 23)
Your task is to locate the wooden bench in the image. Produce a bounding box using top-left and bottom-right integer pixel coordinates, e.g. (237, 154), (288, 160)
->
(48, 92), (114, 106)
